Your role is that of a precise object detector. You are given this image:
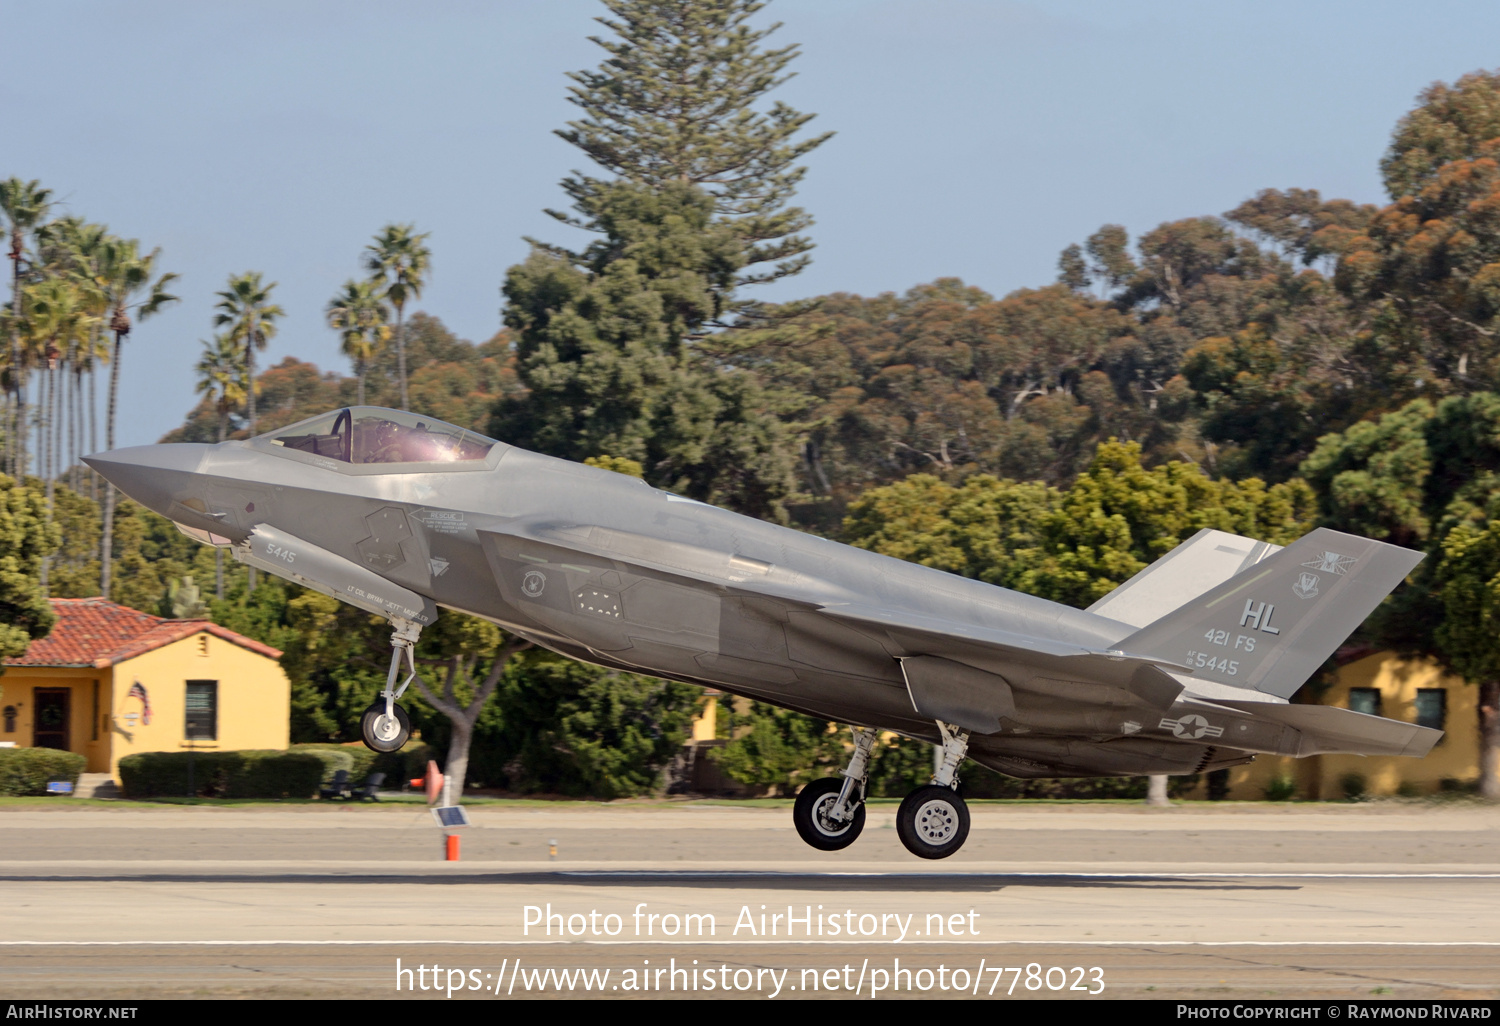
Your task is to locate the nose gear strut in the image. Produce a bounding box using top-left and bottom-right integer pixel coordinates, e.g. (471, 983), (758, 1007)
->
(360, 618), (422, 753)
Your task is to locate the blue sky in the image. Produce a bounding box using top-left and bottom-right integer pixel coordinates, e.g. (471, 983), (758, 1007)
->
(7, 0), (1500, 448)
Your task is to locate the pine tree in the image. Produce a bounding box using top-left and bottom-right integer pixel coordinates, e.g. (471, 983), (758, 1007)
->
(493, 180), (799, 519)
(551, 0), (832, 289)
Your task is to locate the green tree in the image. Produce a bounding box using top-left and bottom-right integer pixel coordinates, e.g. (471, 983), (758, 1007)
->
(194, 332), (247, 445)
(409, 612), (531, 801)
(0, 473), (58, 663)
(1381, 70), (1500, 199)
(213, 272), (282, 435)
(709, 699), (845, 791)
(554, 0), (832, 288)
(14, 277), (99, 513)
(0, 178), (52, 479)
(1429, 490), (1500, 800)
(193, 332), (246, 600)
(363, 225), (430, 411)
(96, 238), (177, 599)
(325, 278), (390, 405)
(845, 439), (1314, 609)
(489, 655), (701, 797)
(493, 180), (798, 519)
(1295, 394), (1500, 795)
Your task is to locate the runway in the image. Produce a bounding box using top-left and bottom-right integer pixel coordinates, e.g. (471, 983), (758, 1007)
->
(2, 801), (1497, 999)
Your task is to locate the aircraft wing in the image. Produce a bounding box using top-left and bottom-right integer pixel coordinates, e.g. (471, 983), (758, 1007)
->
(818, 602), (1188, 715)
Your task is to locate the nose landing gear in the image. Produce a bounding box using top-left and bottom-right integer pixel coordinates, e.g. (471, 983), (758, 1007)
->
(360, 618), (422, 753)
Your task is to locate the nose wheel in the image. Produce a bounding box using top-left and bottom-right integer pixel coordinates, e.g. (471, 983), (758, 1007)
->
(361, 701), (410, 752)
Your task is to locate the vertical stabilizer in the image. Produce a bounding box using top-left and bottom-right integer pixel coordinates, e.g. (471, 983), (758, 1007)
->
(1119, 528), (1422, 699)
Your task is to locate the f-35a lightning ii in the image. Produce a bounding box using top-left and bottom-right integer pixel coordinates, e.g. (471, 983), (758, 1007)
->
(86, 406), (1440, 859)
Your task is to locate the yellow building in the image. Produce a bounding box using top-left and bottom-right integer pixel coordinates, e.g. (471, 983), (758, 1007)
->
(0, 597), (290, 783)
(1181, 649), (1483, 800)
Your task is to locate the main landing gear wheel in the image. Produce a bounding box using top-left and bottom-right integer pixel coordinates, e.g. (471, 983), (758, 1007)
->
(793, 778), (867, 851)
(361, 701), (410, 753)
(896, 785), (971, 860)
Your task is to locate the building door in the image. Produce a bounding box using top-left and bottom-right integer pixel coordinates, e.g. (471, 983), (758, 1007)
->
(33, 689), (70, 750)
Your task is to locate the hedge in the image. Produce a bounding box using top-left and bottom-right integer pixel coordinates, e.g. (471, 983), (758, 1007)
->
(0, 747), (86, 796)
(118, 750), (324, 799)
(289, 744), (376, 783)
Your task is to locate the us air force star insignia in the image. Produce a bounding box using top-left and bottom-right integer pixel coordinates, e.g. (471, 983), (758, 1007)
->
(1158, 714), (1224, 740)
(1303, 551), (1355, 576)
(522, 570), (547, 598)
(1292, 571), (1320, 600)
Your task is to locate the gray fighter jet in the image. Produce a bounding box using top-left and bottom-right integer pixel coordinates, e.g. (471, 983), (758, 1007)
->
(85, 406), (1441, 859)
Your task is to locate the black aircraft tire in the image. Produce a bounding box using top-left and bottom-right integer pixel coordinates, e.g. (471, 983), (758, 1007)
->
(896, 785), (971, 860)
(360, 702), (411, 753)
(793, 778), (866, 851)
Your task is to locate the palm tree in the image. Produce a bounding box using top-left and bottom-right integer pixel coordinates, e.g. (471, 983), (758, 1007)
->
(363, 224), (430, 410)
(195, 332), (247, 443)
(214, 272), (282, 435)
(326, 278), (390, 405)
(18, 277), (98, 507)
(194, 332), (246, 599)
(38, 217), (110, 494)
(0, 178), (53, 478)
(96, 238), (178, 599)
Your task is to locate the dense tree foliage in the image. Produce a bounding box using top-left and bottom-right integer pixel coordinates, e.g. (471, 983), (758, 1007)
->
(844, 440), (1314, 609)
(552, 0), (831, 288)
(0, 474), (57, 663)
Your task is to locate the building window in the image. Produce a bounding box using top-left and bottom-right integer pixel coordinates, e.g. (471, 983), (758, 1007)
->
(1415, 689), (1446, 732)
(185, 681), (218, 741)
(2, 706), (14, 733)
(1348, 688), (1381, 716)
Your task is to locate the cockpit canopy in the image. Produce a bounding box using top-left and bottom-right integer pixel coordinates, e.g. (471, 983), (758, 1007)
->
(266, 407), (499, 466)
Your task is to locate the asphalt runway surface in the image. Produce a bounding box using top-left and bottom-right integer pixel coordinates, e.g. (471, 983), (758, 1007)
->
(2, 801), (1498, 1000)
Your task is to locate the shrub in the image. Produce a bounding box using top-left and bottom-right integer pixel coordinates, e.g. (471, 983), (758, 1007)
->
(369, 741), (433, 786)
(1396, 780), (1421, 798)
(118, 750), (324, 799)
(0, 747), (86, 796)
(1339, 772), (1368, 801)
(289, 744), (380, 783)
(1264, 774), (1298, 801)
(293, 747), (353, 785)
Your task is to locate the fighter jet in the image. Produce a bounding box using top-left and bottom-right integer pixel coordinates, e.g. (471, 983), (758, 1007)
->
(85, 406), (1441, 859)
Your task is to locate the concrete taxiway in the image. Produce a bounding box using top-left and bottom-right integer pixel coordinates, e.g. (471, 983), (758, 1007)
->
(1, 801), (1497, 999)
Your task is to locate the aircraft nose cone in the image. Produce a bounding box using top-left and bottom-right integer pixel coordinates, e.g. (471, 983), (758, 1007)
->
(82, 444), (213, 518)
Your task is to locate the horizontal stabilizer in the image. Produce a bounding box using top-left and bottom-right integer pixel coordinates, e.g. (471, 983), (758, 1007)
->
(1207, 698), (1443, 757)
(1121, 528), (1423, 699)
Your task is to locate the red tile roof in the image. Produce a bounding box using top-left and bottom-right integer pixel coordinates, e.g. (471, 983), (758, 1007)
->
(6, 597), (283, 668)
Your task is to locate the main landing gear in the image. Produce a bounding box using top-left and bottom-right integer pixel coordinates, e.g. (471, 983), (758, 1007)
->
(792, 720), (973, 860)
(895, 722), (971, 860)
(793, 727), (876, 850)
(360, 619), (422, 753)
